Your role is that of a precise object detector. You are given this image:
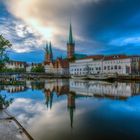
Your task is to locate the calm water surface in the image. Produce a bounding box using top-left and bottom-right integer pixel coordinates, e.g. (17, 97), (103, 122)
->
(1, 79), (140, 140)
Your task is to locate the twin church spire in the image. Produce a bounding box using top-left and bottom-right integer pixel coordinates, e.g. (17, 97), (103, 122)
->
(45, 42), (53, 63)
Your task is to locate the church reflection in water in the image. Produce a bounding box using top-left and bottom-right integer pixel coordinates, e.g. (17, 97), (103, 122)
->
(43, 79), (75, 128)
(1, 79), (140, 128)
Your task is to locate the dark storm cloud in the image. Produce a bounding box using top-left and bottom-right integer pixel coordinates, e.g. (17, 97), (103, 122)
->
(72, 0), (140, 41)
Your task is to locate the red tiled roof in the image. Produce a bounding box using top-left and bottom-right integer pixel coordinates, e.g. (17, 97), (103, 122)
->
(8, 60), (26, 65)
(44, 61), (51, 65)
(77, 55), (137, 61)
(78, 55), (104, 60)
(60, 60), (69, 68)
(103, 55), (130, 60)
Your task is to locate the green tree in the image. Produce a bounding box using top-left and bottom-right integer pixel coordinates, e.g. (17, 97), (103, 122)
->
(0, 35), (12, 71)
(31, 64), (45, 73)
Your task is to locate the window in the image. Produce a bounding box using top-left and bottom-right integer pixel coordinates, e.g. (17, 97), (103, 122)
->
(108, 66), (110, 70)
(104, 66), (106, 70)
(114, 65), (117, 70)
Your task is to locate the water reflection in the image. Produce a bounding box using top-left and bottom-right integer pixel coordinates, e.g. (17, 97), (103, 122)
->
(1, 79), (140, 140)
(2, 79), (140, 99)
(69, 80), (140, 99)
(0, 85), (26, 93)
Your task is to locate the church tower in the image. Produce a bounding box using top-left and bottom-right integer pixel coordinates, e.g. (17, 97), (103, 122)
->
(67, 23), (75, 59)
(45, 42), (53, 63)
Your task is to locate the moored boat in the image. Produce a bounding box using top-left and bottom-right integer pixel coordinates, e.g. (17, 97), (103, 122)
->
(87, 73), (117, 80)
(71, 75), (87, 80)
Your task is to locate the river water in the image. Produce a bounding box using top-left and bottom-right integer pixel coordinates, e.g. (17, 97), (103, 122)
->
(1, 79), (140, 140)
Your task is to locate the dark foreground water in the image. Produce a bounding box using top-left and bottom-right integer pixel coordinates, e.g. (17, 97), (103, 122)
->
(1, 79), (140, 140)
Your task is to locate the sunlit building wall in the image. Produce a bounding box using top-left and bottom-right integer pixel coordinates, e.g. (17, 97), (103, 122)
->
(69, 55), (140, 75)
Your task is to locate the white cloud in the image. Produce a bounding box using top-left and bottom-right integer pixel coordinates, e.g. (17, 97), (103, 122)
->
(123, 37), (140, 45)
(3, 0), (101, 52)
(0, 16), (46, 53)
(12, 45), (32, 53)
(12, 36), (45, 53)
(8, 96), (86, 136)
(15, 24), (27, 38)
(109, 37), (140, 46)
(15, 24), (35, 38)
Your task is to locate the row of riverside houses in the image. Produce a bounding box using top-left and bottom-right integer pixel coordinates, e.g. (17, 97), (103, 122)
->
(5, 61), (26, 70)
(4, 61), (42, 73)
(69, 55), (140, 76)
(4, 23), (140, 75)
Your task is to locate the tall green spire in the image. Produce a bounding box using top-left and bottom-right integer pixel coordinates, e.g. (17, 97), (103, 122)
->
(50, 92), (53, 109)
(45, 42), (49, 53)
(68, 23), (74, 44)
(69, 107), (74, 128)
(49, 42), (52, 54)
(49, 42), (53, 60)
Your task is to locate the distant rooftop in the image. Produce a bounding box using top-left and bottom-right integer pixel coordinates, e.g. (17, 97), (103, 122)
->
(76, 54), (140, 61)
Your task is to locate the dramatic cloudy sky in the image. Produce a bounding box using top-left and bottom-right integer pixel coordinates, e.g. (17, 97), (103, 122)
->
(0, 0), (140, 62)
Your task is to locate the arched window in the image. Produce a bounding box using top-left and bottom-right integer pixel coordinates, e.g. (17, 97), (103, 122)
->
(108, 66), (110, 70)
(114, 65), (117, 70)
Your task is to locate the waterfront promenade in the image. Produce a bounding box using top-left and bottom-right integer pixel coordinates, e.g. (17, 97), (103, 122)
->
(0, 120), (25, 140)
(0, 110), (33, 140)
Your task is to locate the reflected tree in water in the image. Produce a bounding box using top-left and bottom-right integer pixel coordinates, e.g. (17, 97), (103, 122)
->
(0, 94), (13, 109)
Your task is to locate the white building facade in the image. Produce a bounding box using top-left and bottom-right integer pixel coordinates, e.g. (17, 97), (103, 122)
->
(45, 64), (69, 75)
(44, 62), (54, 74)
(69, 55), (140, 76)
(5, 61), (26, 70)
(44, 58), (69, 75)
